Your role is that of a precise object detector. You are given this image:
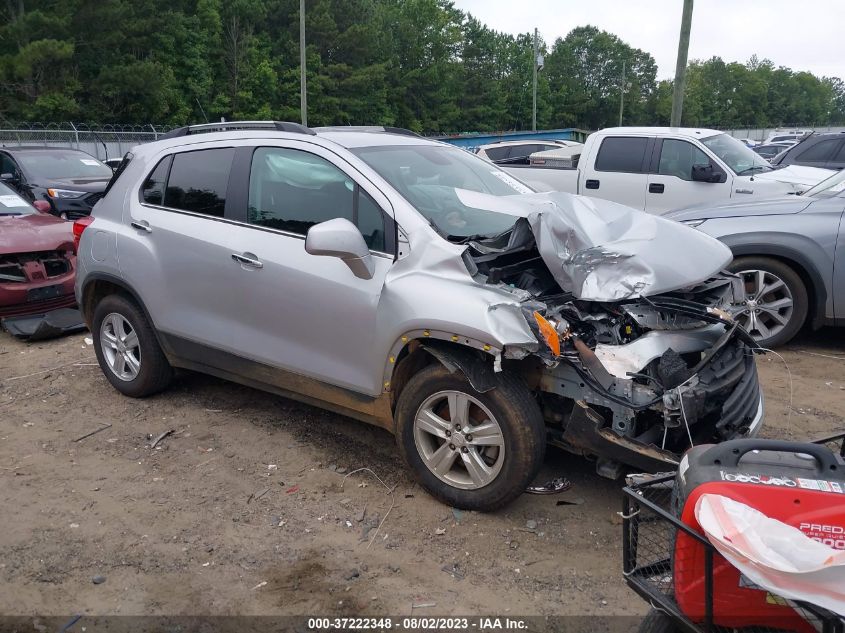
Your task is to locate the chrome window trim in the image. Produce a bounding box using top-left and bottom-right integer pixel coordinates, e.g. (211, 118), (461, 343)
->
(136, 201), (395, 259)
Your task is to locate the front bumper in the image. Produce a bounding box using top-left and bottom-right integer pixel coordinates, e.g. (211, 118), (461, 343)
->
(0, 273), (77, 318)
(541, 335), (765, 474)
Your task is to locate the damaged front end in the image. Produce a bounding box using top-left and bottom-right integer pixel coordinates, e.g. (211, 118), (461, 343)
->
(461, 193), (764, 477)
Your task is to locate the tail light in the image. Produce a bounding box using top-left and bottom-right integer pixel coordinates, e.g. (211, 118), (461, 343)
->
(72, 216), (95, 253)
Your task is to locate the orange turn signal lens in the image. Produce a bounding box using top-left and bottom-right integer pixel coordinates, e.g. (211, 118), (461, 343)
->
(533, 311), (560, 357)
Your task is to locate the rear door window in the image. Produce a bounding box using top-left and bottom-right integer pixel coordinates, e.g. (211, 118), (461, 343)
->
(163, 148), (234, 218)
(247, 147), (389, 252)
(796, 139), (838, 164)
(594, 137), (649, 173)
(482, 147), (510, 161)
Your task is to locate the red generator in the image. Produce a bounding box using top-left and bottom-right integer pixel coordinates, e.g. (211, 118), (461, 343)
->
(623, 436), (845, 633)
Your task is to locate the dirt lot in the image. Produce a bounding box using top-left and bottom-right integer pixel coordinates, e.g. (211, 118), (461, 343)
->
(1, 326), (843, 622)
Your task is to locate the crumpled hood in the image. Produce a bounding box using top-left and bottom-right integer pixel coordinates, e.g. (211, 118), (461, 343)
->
(518, 192), (732, 301)
(664, 195), (813, 221)
(753, 164), (835, 187)
(0, 214), (74, 254)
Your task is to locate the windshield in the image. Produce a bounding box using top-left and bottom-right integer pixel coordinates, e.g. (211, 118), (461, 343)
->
(351, 144), (534, 238)
(801, 168), (845, 199)
(0, 182), (35, 215)
(701, 133), (773, 175)
(18, 150), (113, 181)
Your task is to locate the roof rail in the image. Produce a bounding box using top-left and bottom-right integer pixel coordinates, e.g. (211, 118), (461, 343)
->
(313, 125), (422, 138)
(160, 121), (316, 140)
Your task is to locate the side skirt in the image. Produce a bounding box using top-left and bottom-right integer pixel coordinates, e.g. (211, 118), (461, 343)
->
(159, 333), (395, 432)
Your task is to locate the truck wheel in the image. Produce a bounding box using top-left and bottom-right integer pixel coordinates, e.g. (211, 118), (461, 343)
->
(727, 256), (807, 348)
(92, 294), (173, 398)
(394, 363), (546, 511)
(638, 609), (680, 633)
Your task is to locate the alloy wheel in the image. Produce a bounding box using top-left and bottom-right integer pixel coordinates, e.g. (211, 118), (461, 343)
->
(100, 312), (142, 381)
(729, 269), (794, 343)
(413, 390), (505, 490)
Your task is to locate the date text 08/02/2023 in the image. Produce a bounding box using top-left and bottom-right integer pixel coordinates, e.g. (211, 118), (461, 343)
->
(307, 616), (530, 631)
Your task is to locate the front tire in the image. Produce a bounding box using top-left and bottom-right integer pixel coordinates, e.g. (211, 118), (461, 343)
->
(727, 256), (808, 348)
(637, 608), (680, 633)
(394, 363), (546, 511)
(92, 294), (173, 398)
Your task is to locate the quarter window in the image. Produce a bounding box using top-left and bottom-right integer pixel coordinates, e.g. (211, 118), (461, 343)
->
(163, 148), (234, 217)
(1, 153), (16, 176)
(594, 137), (649, 173)
(658, 139), (711, 180)
(141, 156), (171, 205)
(247, 147), (387, 251)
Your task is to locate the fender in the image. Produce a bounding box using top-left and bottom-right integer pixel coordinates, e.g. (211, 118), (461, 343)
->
(382, 328), (503, 393)
(722, 239), (829, 328)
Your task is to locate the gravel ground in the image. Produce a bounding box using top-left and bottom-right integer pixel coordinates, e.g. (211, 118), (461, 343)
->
(0, 326), (843, 622)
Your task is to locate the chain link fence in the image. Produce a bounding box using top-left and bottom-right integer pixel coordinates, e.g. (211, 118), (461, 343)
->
(0, 122), (176, 161)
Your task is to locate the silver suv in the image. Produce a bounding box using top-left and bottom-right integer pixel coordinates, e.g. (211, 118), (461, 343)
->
(75, 122), (764, 511)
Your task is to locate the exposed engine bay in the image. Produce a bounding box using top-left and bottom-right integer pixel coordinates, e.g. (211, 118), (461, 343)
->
(458, 206), (764, 476)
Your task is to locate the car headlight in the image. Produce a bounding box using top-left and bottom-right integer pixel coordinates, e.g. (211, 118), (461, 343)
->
(680, 219), (707, 227)
(47, 188), (86, 199)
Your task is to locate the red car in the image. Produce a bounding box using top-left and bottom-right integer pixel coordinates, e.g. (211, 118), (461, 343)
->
(0, 182), (77, 318)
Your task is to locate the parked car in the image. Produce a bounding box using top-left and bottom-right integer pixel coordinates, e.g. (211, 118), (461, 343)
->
(0, 147), (114, 219)
(476, 139), (583, 165)
(665, 168), (845, 347)
(753, 141), (796, 162)
(771, 132), (845, 171)
(762, 129), (812, 144)
(0, 182), (77, 318)
(75, 121), (764, 510)
(498, 127), (834, 214)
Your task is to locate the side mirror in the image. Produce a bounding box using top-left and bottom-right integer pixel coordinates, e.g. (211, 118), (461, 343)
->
(32, 200), (52, 214)
(1, 172), (17, 183)
(305, 217), (374, 280)
(691, 163), (720, 183)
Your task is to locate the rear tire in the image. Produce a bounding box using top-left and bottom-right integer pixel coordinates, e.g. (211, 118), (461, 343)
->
(727, 256), (808, 348)
(394, 363), (546, 511)
(92, 294), (173, 398)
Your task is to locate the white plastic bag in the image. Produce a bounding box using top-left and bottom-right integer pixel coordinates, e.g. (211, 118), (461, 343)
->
(695, 493), (845, 616)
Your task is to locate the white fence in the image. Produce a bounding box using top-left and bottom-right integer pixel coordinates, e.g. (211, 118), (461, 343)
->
(0, 123), (174, 161)
(723, 125), (845, 142)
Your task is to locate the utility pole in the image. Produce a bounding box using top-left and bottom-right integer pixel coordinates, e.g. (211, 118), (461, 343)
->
(618, 60), (626, 126)
(532, 28), (538, 132)
(299, 0), (307, 126)
(671, 0), (694, 127)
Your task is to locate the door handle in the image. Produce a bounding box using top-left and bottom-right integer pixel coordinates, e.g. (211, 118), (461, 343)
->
(585, 179), (600, 190)
(648, 183), (665, 194)
(231, 252), (264, 269)
(130, 219), (152, 233)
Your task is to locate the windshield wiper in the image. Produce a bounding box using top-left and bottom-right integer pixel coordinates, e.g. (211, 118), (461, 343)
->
(736, 165), (771, 176)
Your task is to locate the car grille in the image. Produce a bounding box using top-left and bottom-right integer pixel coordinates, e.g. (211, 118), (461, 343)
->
(694, 342), (761, 438)
(0, 293), (76, 317)
(0, 250), (73, 283)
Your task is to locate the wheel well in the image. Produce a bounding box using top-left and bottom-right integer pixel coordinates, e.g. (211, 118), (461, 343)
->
(732, 253), (819, 328)
(388, 340), (541, 412)
(80, 279), (136, 328)
(389, 341), (435, 411)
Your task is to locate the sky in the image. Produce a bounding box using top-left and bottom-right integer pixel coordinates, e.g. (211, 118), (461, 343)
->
(451, 0), (844, 81)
